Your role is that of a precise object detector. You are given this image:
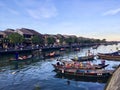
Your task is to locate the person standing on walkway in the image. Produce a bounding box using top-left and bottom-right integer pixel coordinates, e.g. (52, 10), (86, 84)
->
(15, 52), (19, 60)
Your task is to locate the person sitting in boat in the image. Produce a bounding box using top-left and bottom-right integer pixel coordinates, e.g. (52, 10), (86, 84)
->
(22, 55), (27, 59)
(87, 61), (92, 68)
(57, 61), (60, 66)
(66, 63), (70, 68)
(74, 56), (78, 60)
(101, 60), (105, 65)
(74, 62), (79, 68)
(71, 62), (74, 67)
(87, 50), (93, 56)
(79, 62), (83, 68)
(87, 61), (91, 65)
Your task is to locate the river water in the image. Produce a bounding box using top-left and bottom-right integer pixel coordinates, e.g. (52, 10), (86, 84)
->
(0, 44), (120, 90)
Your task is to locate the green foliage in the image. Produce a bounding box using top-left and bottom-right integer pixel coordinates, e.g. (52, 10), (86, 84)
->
(31, 35), (44, 44)
(72, 37), (79, 43)
(102, 39), (106, 42)
(65, 37), (73, 45)
(59, 37), (64, 44)
(8, 33), (24, 44)
(46, 36), (56, 45)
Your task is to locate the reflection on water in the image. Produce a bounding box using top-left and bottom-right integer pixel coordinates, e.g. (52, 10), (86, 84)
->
(0, 44), (120, 90)
(55, 73), (109, 83)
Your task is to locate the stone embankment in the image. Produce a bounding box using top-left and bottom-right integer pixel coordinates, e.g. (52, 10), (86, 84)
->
(105, 66), (120, 90)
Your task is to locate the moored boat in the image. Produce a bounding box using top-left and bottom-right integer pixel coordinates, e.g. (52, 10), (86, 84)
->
(97, 52), (120, 60)
(53, 65), (113, 78)
(71, 55), (94, 62)
(74, 48), (80, 51)
(59, 48), (66, 51)
(44, 52), (60, 59)
(9, 54), (33, 62)
(92, 45), (98, 49)
(52, 60), (109, 71)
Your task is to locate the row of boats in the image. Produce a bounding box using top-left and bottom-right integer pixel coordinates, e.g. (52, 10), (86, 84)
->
(9, 49), (120, 62)
(72, 50), (120, 61)
(52, 50), (120, 80)
(8, 49), (120, 81)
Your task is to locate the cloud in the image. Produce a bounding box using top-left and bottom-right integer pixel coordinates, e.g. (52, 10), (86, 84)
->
(27, 5), (57, 19)
(14, 0), (58, 19)
(103, 8), (120, 16)
(0, 1), (19, 15)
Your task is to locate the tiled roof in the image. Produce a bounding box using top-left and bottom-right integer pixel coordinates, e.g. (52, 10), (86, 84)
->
(0, 31), (5, 35)
(28, 29), (42, 36)
(4, 29), (15, 32)
(18, 28), (33, 35)
(4, 31), (14, 35)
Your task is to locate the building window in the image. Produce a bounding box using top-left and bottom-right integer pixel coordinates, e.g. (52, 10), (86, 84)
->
(0, 35), (3, 38)
(24, 34), (31, 39)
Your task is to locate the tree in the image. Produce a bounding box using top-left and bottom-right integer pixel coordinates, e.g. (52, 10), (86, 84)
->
(72, 37), (79, 43)
(31, 35), (44, 45)
(101, 39), (106, 42)
(46, 36), (56, 45)
(59, 37), (64, 45)
(65, 37), (73, 45)
(8, 33), (24, 45)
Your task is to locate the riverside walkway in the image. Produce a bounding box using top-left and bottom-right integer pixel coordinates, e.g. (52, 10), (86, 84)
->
(105, 66), (120, 90)
(0, 44), (94, 54)
(0, 46), (68, 55)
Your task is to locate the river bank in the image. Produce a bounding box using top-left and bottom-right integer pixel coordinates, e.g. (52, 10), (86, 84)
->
(0, 43), (94, 55)
(0, 42), (119, 55)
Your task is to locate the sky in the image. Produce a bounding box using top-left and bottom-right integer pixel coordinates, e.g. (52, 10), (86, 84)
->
(0, 0), (120, 41)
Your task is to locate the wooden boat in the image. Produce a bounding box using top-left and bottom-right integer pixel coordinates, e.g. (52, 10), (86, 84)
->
(9, 55), (33, 62)
(97, 52), (120, 60)
(92, 45), (98, 49)
(53, 61), (109, 70)
(52, 64), (108, 71)
(71, 55), (94, 62)
(53, 65), (113, 78)
(59, 48), (66, 51)
(44, 52), (60, 59)
(74, 48), (80, 51)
